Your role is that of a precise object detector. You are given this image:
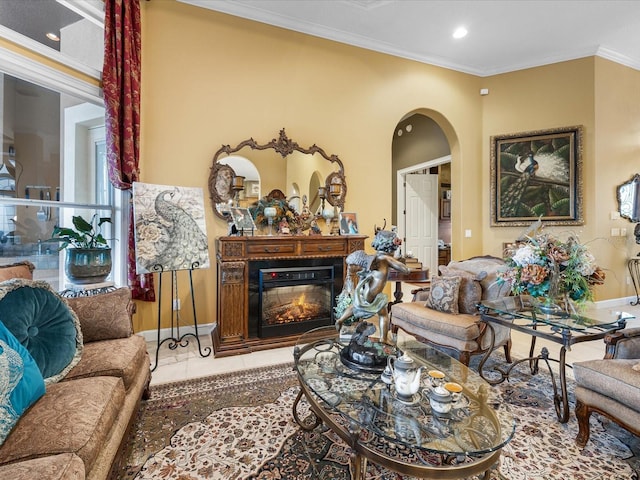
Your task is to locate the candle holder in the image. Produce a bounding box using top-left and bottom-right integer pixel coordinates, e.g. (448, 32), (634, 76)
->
(329, 183), (342, 236)
(232, 175), (245, 207)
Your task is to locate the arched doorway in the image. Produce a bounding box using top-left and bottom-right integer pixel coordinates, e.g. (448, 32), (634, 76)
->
(391, 113), (452, 276)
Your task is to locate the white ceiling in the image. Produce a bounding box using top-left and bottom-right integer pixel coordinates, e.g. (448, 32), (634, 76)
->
(180, 0), (640, 76)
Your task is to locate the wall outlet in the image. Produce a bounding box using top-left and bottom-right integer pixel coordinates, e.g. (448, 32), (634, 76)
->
(464, 229), (472, 238)
(621, 227), (628, 236)
(173, 299), (181, 310)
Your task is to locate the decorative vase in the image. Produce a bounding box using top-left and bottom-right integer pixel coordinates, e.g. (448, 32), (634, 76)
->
(65, 248), (112, 284)
(535, 293), (576, 316)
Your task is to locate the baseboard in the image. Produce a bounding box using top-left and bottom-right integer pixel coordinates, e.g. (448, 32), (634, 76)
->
(594, 296), (637, 309)
(134, 296), (637, 343)
(137, 322), (215, 343)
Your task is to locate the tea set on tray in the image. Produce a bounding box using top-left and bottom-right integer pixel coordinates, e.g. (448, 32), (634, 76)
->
(381, 352), (466, 414)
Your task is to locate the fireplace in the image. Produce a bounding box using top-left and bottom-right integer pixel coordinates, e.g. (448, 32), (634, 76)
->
(248, 258), (343, 338)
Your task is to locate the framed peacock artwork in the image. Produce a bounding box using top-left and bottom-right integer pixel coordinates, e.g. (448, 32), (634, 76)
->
(132, 182), (210, 273)
(490, 125), (584, 227)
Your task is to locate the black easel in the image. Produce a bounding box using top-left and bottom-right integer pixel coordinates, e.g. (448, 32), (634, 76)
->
(151, 263), (212, 371)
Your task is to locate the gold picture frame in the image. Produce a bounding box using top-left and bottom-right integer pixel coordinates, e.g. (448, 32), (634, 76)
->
(490, 125), (584, 227)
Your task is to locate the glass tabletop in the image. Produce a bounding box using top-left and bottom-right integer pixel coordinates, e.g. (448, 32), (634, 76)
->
(479, 295), (634, 332)
(293, 326), (515, 457)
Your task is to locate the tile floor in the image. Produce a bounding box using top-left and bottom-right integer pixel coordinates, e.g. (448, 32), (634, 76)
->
(146, 295), (640, 386)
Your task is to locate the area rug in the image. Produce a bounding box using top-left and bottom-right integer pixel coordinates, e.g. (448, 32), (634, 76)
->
(116, 358), (639, 480)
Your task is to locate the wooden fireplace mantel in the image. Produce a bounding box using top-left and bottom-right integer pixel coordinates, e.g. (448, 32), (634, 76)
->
(214, 234), (367, 357)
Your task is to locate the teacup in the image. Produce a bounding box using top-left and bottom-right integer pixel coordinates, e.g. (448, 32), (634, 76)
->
(427, 369), (445, 389)
(444, 381), (463, 403)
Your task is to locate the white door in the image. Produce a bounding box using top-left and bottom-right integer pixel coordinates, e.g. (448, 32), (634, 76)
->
(404, 173), (439, 275)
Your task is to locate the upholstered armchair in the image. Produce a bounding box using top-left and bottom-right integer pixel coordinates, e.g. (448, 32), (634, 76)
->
(390, 256), (513, 366)
(574, 327), (640, 447)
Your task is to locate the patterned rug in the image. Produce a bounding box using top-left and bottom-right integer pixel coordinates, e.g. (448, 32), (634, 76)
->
(117, 357), (640, 480)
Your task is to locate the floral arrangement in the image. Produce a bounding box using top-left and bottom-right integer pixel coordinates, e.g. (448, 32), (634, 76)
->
(249, 196), (302, 234)
(498, 232), (605, 304)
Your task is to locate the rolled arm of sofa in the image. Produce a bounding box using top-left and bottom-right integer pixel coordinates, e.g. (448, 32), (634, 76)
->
(604, 327), (640, 359)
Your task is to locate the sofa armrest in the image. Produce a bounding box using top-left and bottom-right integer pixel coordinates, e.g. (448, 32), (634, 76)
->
(411, 287), (430, 302)
(604, 327), (640, 359)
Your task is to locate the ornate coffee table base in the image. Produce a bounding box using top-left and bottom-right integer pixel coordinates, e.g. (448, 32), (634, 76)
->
(292, 386), (501, 480)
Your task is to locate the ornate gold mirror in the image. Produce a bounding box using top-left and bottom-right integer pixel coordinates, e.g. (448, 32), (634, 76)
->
(617, 174), (640, 222)
(208, 129), (346, 219)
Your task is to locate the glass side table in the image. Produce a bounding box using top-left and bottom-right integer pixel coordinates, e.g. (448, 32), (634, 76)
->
(478, 295), (632, 423)
(628, 257), (640, 305)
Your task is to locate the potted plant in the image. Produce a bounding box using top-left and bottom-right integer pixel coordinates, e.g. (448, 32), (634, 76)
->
(51, 214), (113, 284)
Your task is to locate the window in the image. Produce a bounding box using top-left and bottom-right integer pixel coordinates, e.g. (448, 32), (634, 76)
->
(0, 1), (125, 291)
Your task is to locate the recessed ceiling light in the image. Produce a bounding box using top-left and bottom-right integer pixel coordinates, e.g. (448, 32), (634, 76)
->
(46, 32), (60, 42)
(453, 27), (468, 39)
(397, 129), (403, 137)
(405, 124), (413, 133)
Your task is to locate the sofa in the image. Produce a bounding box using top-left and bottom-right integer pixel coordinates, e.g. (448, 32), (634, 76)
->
(574, 327), (640, 447)
(390, 256), (513, 366)
(0, 261), (150, 480)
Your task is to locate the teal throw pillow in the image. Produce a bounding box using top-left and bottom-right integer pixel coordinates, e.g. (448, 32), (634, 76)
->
(0, 320), (46, 445)
(0, 279), (83, 384)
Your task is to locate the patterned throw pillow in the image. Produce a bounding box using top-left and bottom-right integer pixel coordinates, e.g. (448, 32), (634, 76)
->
(0, 321), (46, 445)
(0, 261), (35, 282)
(65, 288), (133, 343)
(425, 276), (462, 314)
(439, 265), (487, 314)
(0, 279), (83, 385)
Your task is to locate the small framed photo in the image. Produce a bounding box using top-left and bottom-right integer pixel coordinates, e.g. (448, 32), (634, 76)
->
(339, 212), (359, 235)
(230, 207), (256, 233)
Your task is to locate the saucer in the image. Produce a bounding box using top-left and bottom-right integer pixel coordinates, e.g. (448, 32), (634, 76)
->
(392, 390), (421, 405)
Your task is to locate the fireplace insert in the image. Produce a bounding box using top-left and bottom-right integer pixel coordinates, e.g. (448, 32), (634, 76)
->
(248, 258), (343, 338)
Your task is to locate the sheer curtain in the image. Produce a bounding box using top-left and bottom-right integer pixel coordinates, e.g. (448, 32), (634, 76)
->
(103, 0), (155, 301)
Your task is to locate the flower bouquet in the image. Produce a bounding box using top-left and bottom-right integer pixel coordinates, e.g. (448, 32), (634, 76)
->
(498, 232), (605, 312)
(249, 195), (302, 234)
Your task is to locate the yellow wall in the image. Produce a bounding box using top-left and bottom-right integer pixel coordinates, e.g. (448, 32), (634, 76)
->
(593, 58), (640, 299)
(135, 1), (484, 332)
(481, 58), (640, 301)
(135, 1), (639, 331)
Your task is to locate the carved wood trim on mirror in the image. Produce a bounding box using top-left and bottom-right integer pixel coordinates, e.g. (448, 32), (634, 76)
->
(617, 174), (640, 223)
(208, 128), (347, 219)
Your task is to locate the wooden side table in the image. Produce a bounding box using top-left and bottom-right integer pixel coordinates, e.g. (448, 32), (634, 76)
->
(387, 268), (430, 310)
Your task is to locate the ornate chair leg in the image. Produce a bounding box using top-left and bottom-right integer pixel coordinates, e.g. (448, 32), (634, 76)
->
(503, 339), (513, 363)
(575, 399), (591, 447)
(459, 351), (471, 366)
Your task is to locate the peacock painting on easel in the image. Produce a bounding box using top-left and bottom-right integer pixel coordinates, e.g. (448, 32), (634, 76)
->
(490, 125), (584, 227)
(132, 182), (210, 273)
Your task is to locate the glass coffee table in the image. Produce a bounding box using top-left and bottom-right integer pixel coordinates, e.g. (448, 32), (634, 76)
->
(292, 326), (515, 479)
(478, 295), (633, 423)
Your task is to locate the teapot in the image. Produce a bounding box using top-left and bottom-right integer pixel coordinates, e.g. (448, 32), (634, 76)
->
(387, 352), (424, 400)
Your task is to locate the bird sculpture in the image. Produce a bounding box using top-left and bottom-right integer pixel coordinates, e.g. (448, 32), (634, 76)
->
(501, 152), (539, 218)
(152, 190), (209, 271)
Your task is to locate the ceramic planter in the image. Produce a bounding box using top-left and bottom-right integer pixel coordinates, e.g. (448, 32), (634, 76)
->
(65, 248), (112, 284)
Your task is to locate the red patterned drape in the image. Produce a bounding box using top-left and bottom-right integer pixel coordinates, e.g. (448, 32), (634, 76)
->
(103, 0), (155, 301)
